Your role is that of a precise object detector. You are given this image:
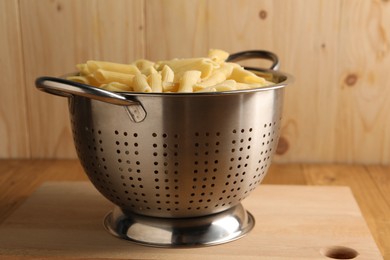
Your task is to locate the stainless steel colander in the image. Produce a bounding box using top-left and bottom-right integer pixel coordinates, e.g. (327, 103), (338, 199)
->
(36, 50), (292, 247)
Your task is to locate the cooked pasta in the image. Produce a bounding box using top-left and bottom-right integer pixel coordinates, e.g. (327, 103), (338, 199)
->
(94, 69), (134, 86)
(178, 70), (201, 93)
(148, 72), (163, 92)
(133, 73), (152, 93)
(68, 49), (273, 93)
(101, 82), (132, 92)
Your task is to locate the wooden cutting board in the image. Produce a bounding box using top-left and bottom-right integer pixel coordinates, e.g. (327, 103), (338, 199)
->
(0, 182), (383, 260)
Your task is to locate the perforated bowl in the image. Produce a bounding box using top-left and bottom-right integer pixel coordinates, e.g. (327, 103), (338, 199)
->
(36, 50), (293, 247)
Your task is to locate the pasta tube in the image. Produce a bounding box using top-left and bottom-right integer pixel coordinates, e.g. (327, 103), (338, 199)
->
(195, 87), (217, 92)
(68, 49), (274, 93)
(197, 80), (237, 92)
(76, 64), (90, 75)
(85, 75), (100, 87)
(208, 49), (229, 64)
(161, 65), (174, 82)
(101, 82), (132, 92)
(163, 82), (179, 92)
(133, 59), (154, 71)
(178, 70), (201, 93)
(215, 62), (240, 77)
(66, 75), (90, 84)
(87, 61), (140, 74)
(133, 73), (152, 92)
(194, 71), (226, 91)
(148, 72), (163, 92)
(157, 58), (217, 82)
(94, 69), (134, 86)
(229, 67), (267, 84)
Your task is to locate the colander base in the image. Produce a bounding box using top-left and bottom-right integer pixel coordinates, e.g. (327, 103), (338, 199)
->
(103, 203), (255, 247)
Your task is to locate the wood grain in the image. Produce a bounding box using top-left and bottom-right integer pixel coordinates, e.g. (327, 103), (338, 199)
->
(145, 0), (209, 60)
(0, 0), (30, 158)
(0, 0), (390, 163)
(0, 160), (388, 259)
(18, 0), (145, 158)
(303, 164), (390, 259)
(335, 0), (390, 163)
(0, 181), (383, 259)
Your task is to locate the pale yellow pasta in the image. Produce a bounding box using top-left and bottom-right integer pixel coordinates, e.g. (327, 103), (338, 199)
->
(163, 82), (179, 92)
(194, 71), (226, 91)
(68, 49), (273, 93)
(195, 87), (217, 92)
(85, 75), (101, 87)
(214, 85), (237, 91)
(142, 66), (158, 77)
(178, 70), (201, 93)
(214, 62), (240, 77)
(148, 72), (163, 92)
(66, 75), (90, 84)
(215, 80), (237, 89)
(94, 69), (134, 86)
(236, 83), (258, 89)
(101, 82), (132, 92)
(66, 75), (100, 87)
(133, 59), (154, 71)
(76, 64), (90, 75)
(244, 81), (274, 89)
(197, 80), (237, 92)
(208, 49), (229, 64)
(161, 65), (174, 82)
(133, 73), (152, 92)
(87, 60), (140, 74)
(157, 58), (217, 82)
(229, 67), (267, 84)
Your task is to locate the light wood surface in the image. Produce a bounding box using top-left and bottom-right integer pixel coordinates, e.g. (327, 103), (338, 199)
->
(18, 0), (144, 158)
(1, 0), (390, 163)
(0, 160), (388, 259)
(0, 182), (383, 259)
(0, 0), (30, 158)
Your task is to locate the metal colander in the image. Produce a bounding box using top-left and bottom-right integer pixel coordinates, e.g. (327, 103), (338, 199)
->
(36, 50), (293, 247)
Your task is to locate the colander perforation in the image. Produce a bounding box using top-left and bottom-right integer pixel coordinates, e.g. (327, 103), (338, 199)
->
(70, 93), (284, 217)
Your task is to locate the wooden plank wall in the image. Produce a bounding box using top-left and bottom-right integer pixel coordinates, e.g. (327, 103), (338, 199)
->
(1, 0), (389, 164)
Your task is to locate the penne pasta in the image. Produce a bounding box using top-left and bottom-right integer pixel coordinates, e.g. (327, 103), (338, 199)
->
(195, 87), (217, 92)
(161, 65), (174, 83)
(133, 73), (152, 92)
(133, 59), (154, 71)
(178, 70), (201, 93)
(162, 82), (179, 92)
(214, 85), (236, 92)
(76, 64), (90, 75)
(229, 67), (267, 84)
(68, 49), (274, 93)
(142, 66), (158, 77)
(208, 49), (229, 64)
(215, 62), (240, 77)
(94, 69), (134, 86)
(87, 60), (140, 75)
(67, 75), (90, 84)
(101, 82), (132, 92)
(198, 80), (237, 92)
(194, 71), (226, 91)
(157, 58), (217, 82)
(85, 74), (101, 87)
(148, 72), (163, 92)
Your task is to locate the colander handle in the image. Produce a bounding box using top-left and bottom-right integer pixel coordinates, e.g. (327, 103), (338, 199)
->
(227, 50), (280, 70)
(35, 76), (137, 106)
(35, 76), (147, 122)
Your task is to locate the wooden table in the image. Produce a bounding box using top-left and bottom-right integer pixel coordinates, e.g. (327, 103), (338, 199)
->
(0, 160), (389, 259)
